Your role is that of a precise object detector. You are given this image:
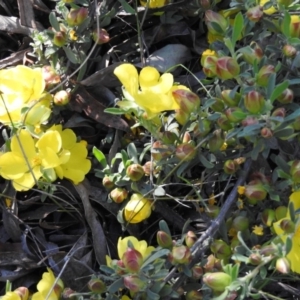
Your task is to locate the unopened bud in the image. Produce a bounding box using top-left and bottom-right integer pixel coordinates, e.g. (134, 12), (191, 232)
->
(143, 161), (157, 176)
(42, 66), (60, 89)
(62, 288), (76, 299)
(256, 65), (275, 87)
(151, 141), (171, 161)
(277, 88), (294, 104)
(175, 143), (196, 161)
(92, 28), (110, 44)
(157, 231), (173, 249)
(217, 115), (233, 131)
(272, 107), (286, 118)
(123, 275), (147, 293)
(290, 160), (300, 183)
(215, 57), (240, 80)
(194, 119), (211, 137)
(191, 265), (203, 279)
(276, 257), (290, 274)
(221, 90), (241, 107)
(261, 127), (273, 138)
(225, 107), (247, 123)
(186, 290), (203, 300)
(239, 43), (263, 64)
(259, 244), (277, 256)
(208, 129), (225, 152)
(205, 10), (228, 35)
(185, 231), (197, 248)
(53, 31), (67, 47)
(53, 90), (70, 106)
(282, 45), (297, 57)
(66, 7), (88, 26)
(110, 187), (128, 203)
(210, 239), (232, 259)
(14, 287), (29, 300)
(275, 206), (287, 220)
(126, 164), (145, 181)
(171, 245), (192, 265)
(244, 181), (268, 202)
(88, 279), (106, 294)
(244, 90), (264, 114)
(248, 253), (262, 265)
(122, 248), (143, 273)
(223, 160), (238, 175)
(172, 89), (201, 114)
(205, 204), (220, 218)
(232, 216), (249, 232)
(203, 272), (232, 292)
(202, 55), (217, 78)
(182, 132), (191, 143)
(160, 131), (177, 144)
(279, 218), (295, 233)
(261, 209), (276, 227)
(102, 176), (114, 190)
(246, 5), (263, 22)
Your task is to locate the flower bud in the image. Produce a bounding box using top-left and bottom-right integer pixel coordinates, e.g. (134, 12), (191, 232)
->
(246, 5), (263, 22)
(241, 116), (258, 127)
(126, 164), (145, 181)
(239, 43), (263, 64)
(42, 66), (60, 89)
(202, 55), (217, 78)
(157, 231), (173, 249)
(185, 230), (197, 248)
(171, 245), (192, 265)
(289, 15), (300, 38)
(174, 109), (190, 125)
(191, 265), (203, 279)
(261, 209), (276, 227)
(244, 181), (268, 202)
(53, 31), (67, 47)
(143, 161), (157, 176)
(225, 107), (247, 123)
(151, 141), (172, 161)
(290, 160), (300, 183)
(200, 0), (211, 9)
(261, 127), (273, 138)
(110, 187), (128, 203)
(272, 107), (286, 118)
(217, 115), (233, 131)
(203, 272), (232, 292)
(182, 132), (191, 143)
(244, 90), (264, 114)
(160, 131), (177, 144)
(259, 244), (277, 256)
(92, 28), (110, 44)
(205, 10), (228, 35)
(53, 90), (70, 106)
(277, 88), (294, 104)
(172, 89), (201, 114)
(221, 90), (241, 107)
(62, 288), (76, 299)
(280, 218), (295, 233)
(66, 7), (88, 26)
(256, 65), (275, 87)
(282, 45), (297, 58)
(205, 204), (220, 218)
(275, 206), (287, 220)
(102, 176), (114, 190)
(88, 279), (106, 294)
(122, 248), (143, 273)
(276, 257), (290, 274)
(194, 119), (211, 137)
(186, 290), (203, 300)
(54, 279), (64, 298)
(210, 239), (232, 259)
(208, 129), (224, 152)
(248, 253), (262, 265)
(223, 160), (238, 175)
(175, 143), (196, 161)
(293, 116), (300, 131)
(232, 216), (249, 232)
(14, 287), (29, 300)
(215, 57), (240, 80)
(123, 275), (147, 293)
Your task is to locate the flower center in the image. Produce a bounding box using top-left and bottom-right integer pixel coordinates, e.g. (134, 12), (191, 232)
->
(31, 155), (42, 167)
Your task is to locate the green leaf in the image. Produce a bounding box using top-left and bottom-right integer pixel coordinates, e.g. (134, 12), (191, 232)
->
(127, 142), (138, 163)
(270, 80), (289, 103)
(146, 289), (160, 300)
(49, 12), (60, 32)
(282, 10), (291, 38)
(104, 107), (125, 115)
(93, 146), (107, 168)
(142, 249), (170, 268)
(118, 0), (135, 14)
(108, 278), (124, 293)
(63, 47), (79, 64)
(232, 12), (243, 48)
(285, 235), (293, 254)
(159, 220), (171, 236)
(283, 107), (300, 122)
(199, 154), (214, 169)
(266, 73), (276, 100)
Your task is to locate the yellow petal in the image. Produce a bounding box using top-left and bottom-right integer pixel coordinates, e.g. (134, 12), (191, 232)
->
(118, 236), (139, 259)
(37, 131), (61, 154)
(114, 64), (139, 97)
(11, 130), (36, 159)
(60, 128), (77, 149)
(2, 292), (21, 300)
(0, 152), (27, 179)
(106, 255), (112, 267)
(288, 191), (300, 218)
(288, 229), (300, 273)
(12, 166), (42, 191)
(139, 66), (160, 89)
(124, 194), (152, 223)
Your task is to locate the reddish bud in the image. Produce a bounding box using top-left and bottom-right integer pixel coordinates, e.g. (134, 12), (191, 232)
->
(280, 219), (295, 233)
(282, 45), (297, 58)
(223, 160), (238, 175)
(205, 10), (228, 35)
(202, 55), (218, 78)
(246, 5), (263, 22)
(244, 181), (268, 202)
(221, 90), (241, 107)
(241, 116), (258, 127)
(248, 253), (262, 265)
(143, 161), (157, 176)
(185, 231), (197, 248)
(210, 239), (232, 259)
(62, 288), (76, 299)
(217, 115), (233, 131)
(92, 28), (110, 44)
(151, 141), (172, 161)
(261, 209), (276, 227)
(66, 7), (88, 26)
(203, 272), (232, 292)
(272, 107), (286, 118)
(102, 176), (114, 190)
(110, 187), (128, 203)
(290, 160), (300, 183)
(157, 231), (173, 249)
(175, 143), (196, 161)
(276, 257), (290, 274)
(244, 90), (264, 114)
(53, 90), (70, 106)
(186, 290), (203, 300)
(88, 279), (106, 294)
(122, 248), (143, 273)
(256, 65), (275, 87)
(191, 265), (203, 279)
(172, 89), (201, 114)
(215, 57), (240, 80)
(42, 66), (60, 89)
(261, 127), (273, 138)
(171, 245), (192, 265)
(259, 244), (277, 256)
(277, 88), (294, 104)
(14, 287), (29, 300)
(53, 31), (67, 47)
(225, 107), (247, 123)
(208, 129), (225, 152)
(239, 43), (263, 64)
(232, 216), (249, 232)
(123, 275), (147, 293)
(126, 164), (145, 181)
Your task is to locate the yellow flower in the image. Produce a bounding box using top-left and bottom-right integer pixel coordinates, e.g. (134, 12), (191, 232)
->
(259, 0), (277, 15)
(273, 191), (300, 273)
(2, 292), (21, 300)
(237, 186), (245, 195)
(237, 198), (244, 209)
(0, 65), (45, 124)
(114, 64), (179, 118)
(32, 268), (64, 300)
(124, 193), (152, 223)
(201, 49), (217, 66)
(69, 29), (78, 41)
(208, 194), (216, 205)
(252, 225), (264, 236)
(140, 0), (165, 8)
